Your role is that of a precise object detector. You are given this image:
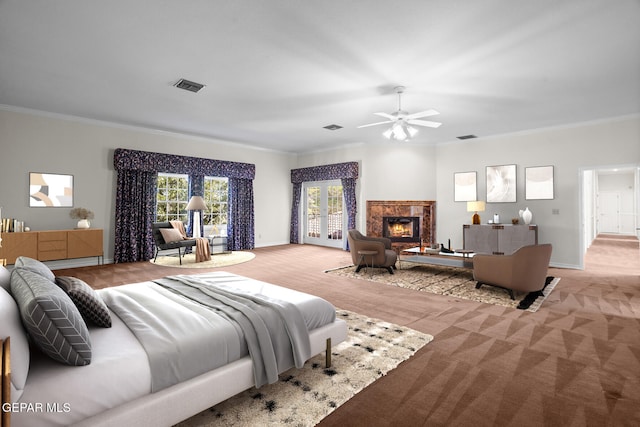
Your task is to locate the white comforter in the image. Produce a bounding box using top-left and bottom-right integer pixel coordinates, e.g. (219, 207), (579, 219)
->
(13, 272), (340, 427)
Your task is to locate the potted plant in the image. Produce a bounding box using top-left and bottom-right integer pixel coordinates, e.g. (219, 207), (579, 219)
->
(69, 207), (95, 229)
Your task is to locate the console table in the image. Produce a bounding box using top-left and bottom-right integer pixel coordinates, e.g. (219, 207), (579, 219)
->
(0, 229), (103, 265)
(463, 224), (537, 255)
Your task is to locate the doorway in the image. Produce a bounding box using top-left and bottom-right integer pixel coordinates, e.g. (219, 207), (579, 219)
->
(302, 180), (345, 248)
(581, 165), (640, 265)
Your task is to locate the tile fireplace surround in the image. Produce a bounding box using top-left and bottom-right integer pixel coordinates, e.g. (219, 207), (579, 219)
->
(366, 200), (436, 250)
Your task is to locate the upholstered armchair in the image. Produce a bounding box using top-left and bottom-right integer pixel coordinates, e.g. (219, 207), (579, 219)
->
(347, 229), (398, 274)
(473, 244), (552, 299)
(151, 222), (197, 265)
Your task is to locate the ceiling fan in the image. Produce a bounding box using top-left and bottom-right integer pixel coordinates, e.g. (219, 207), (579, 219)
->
(358, 86), (441, 140)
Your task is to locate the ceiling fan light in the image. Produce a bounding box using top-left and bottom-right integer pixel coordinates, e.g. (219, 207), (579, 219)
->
(383, 128), (393, 139)
(407, 126), (418, 137)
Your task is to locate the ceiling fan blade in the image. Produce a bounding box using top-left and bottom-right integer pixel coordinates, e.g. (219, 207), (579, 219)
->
(405, 109), (439, 120)
(373, 112), (396, 120)
(357, 120), (393, 128)
(407, 119), (442, 128)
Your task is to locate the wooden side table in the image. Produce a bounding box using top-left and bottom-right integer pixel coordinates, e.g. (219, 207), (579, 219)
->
(357, 250), (377, 275)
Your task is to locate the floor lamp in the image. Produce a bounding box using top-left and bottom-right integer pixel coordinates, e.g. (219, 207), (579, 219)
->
(186, 196), (206, 238)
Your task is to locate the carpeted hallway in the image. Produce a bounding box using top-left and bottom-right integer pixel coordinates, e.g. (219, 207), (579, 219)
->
(54, 235), (640, 426)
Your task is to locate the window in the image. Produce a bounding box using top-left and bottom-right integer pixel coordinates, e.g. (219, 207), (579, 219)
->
(156, 173), (189, 222)
(204, 176), (228, 228)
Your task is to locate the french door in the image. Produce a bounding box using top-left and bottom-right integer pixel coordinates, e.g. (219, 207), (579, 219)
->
(303, 180), (344, 248)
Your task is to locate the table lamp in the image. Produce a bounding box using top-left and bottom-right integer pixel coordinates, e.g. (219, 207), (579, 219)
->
(186, 196), (207, 238)
(467, 201), (486, 225)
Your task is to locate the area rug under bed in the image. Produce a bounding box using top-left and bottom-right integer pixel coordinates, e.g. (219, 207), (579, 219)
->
(326, 263), (560, 312)
(176, 309), (433, 426)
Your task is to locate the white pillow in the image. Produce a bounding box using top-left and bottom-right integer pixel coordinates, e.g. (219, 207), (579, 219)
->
(0, 286), (30, 401)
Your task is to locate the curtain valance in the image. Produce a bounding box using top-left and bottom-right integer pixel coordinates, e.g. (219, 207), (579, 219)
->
(291, 161), (358, 183)
(114, 148), (255, 179)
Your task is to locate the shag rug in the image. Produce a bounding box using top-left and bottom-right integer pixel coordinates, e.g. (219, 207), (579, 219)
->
(176, 309), (433, 427)
(150, 251), (255, 268)
(326, 262), (560, 312)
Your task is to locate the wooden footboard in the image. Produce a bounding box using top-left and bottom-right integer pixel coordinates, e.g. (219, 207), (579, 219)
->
(1, 337), (10, 427)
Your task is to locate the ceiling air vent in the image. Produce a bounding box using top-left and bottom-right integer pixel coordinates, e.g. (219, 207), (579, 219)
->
(323, 124), (343, 131)
(174, 78), (205, 93)
(457, 134), (477, 140)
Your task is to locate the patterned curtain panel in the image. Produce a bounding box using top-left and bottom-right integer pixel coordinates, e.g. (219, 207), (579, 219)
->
(289, 182), (302, 244)
(290, 162), (359, 245)
(227, 178), (255, 250)
(114, 169), (157, 263)
(114, 148), (256, 259)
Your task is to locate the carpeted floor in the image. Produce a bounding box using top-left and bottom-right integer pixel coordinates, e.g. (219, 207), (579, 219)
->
(176, 309), (433, 427)
(326, 262), (559, 312)
(52, 234), (640, 426)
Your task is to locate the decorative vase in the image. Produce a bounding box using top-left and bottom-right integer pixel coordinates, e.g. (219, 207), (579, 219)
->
(77, 219), (90, 229)
(522, 207), (532, 225)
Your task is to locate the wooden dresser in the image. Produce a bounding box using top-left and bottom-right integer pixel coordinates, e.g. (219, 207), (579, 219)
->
(0, 229), (103, 265)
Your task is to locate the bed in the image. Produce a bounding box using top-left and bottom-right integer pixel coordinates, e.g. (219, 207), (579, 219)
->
(0, 257), (347, 427)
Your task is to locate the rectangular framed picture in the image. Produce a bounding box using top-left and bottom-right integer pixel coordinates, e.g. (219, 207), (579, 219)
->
(486, 164), (516, 203)
(454, 171), (477, 202)
(525, 165), (554, 200)
(29, 172), (74, 207)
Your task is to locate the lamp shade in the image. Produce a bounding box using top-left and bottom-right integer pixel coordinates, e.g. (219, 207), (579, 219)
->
(186, 196), (206, 211)
(466, 201), (486, 213)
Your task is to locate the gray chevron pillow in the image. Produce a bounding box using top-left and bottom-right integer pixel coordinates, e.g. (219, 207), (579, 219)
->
(10, 268), (92, 366)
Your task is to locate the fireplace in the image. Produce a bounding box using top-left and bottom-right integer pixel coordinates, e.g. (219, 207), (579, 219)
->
(383, 216), (421, 243)
(366, 200), (436, 251)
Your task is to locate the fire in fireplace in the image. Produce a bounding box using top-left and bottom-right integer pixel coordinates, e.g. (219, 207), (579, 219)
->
(382, 216), (420, 243)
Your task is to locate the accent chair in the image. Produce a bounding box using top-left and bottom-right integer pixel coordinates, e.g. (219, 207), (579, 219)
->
(473, 243), (553, 299)
(347, 229), (398, 274)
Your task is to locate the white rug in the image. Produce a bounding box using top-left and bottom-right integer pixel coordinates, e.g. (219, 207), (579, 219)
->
(175, 309), (433, 426)
(150, 251), (255, 268)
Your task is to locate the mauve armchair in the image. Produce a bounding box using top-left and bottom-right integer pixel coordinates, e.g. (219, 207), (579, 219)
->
(473, 244), (552, 299)
(347, 229), (397, 274)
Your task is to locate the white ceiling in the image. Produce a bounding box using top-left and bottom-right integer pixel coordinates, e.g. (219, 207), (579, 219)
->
(1, 0), (639, 153)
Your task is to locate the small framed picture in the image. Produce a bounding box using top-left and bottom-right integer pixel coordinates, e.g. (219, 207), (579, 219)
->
(29, 172), (74, 207)
(486, 164), (516, 203)
(525, 166), (554, 200)
(454, 171), (477, 202)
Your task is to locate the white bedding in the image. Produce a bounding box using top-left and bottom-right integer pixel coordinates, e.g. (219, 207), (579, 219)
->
(10, 273), (346, 427)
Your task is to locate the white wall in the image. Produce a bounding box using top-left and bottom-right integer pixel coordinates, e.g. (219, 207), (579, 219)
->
(2, 107), (638, 269)
(298, 116), (640, 269)
(0, 108), (296, 264)
(435, 116), (640, 268)
(297, 142), (438, 231)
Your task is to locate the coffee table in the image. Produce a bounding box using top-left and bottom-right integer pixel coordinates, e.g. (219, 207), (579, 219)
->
(401, 247), (474, 269)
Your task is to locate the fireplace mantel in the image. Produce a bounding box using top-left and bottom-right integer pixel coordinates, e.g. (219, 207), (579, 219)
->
(366, 200), (436, 249)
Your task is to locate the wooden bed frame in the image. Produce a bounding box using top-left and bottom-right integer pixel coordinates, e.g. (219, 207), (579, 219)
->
(1, 337), (9, 427)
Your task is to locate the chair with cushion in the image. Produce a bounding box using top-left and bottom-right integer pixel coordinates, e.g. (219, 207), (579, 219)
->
(151, 222), (197, 265)
(347, 229), (397, 274)
(472, 244), (552, 299)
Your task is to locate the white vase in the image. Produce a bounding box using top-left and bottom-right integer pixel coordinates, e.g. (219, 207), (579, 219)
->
(77, 219), (91, 229)
(522, 207), (532, 225)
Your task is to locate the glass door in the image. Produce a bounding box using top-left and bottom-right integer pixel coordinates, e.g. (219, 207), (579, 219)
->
(303, 180), (344, 248)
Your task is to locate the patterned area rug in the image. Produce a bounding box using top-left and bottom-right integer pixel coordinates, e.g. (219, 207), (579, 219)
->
(176, 309), (433, 427)
(326, 262), (560, 312)
(150, 251), (255, 268)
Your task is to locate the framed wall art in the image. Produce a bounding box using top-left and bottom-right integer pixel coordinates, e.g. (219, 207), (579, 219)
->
(29, 172), (74, 207)
(525, 165), (554, 200)
(486, 164), (516, 203)
(454, 171), (477, 202)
